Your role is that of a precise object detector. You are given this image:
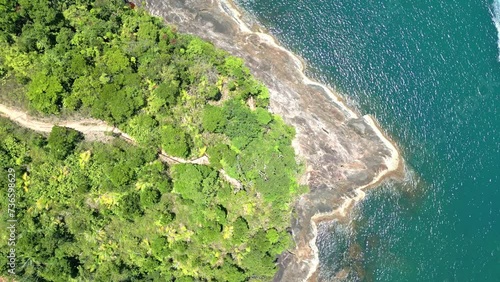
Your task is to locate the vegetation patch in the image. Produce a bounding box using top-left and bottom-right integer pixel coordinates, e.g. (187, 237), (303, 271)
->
(0, 0), (307, 281)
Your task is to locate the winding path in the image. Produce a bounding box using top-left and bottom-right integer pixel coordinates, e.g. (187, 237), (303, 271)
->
(0, 103), (241, 187)
(0, 104), (130, 138)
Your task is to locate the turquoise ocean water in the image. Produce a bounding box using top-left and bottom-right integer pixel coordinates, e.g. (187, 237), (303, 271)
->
(236, 0), (499, 281)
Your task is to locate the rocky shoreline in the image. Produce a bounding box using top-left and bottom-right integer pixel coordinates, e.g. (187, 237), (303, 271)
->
(142, 0), (404, 281)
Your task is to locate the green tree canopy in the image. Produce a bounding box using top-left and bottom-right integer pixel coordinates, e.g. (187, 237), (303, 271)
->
(161, 125), (191, 158)
(47, 126), (83, 160)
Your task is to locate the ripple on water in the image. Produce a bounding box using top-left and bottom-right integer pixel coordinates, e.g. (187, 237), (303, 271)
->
(237, 0), (500, 280)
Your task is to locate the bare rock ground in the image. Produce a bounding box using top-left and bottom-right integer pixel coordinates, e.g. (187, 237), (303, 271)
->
(141, 1), (405, 281)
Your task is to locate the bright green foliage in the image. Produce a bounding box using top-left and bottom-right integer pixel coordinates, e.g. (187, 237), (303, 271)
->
(222, 56), (248, 79)
(255, 107), (273, 125)
(125, 113), (159, 145)
(99, 48), (130, 74)
(0, 0), (306, 280)
(27, 71), (64, 114)
(172, 164), (218, 204)
(186, 37), (214, 59)
(0, 118), (295, 280)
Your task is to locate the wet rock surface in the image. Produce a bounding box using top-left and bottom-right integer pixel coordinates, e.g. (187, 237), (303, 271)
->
(143, 1), (402, 281)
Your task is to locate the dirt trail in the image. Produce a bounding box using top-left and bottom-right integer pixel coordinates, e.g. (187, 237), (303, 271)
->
(0, 104), (129, 139)
(0, 104), (242, 187)
(0, 104), (206, 166)
(142, 1), (405, 280)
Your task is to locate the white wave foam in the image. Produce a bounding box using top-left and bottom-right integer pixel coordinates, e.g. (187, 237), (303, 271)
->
(490, 0), (500, 61)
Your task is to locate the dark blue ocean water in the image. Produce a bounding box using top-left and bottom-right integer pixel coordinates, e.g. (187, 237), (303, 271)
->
(236, 0), (500, 281)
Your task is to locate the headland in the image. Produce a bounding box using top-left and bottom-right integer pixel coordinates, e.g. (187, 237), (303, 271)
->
(142, 0), (405, 280)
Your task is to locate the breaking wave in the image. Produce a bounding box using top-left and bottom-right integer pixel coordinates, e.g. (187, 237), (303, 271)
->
(491, 0), (500, 61)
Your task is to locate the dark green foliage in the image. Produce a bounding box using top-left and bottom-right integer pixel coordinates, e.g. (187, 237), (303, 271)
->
(47, 126), (83, 160)
(140, 187), (161, 208)
(202, 105), (226, 133)
(0, 0), (305, 280)
(206, 143), (235, 170)
(161, 125), (191, 158)
(232, 217), (250, 244)
(223, 100), (262, 149)
(117, 192), (143, 219)
(154, 80), (179, 106)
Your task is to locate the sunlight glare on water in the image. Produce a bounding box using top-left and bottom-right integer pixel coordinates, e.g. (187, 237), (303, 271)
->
(237, 0), (500, 280)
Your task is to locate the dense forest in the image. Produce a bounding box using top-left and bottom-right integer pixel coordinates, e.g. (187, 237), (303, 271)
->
(0, 0), (307, 281)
